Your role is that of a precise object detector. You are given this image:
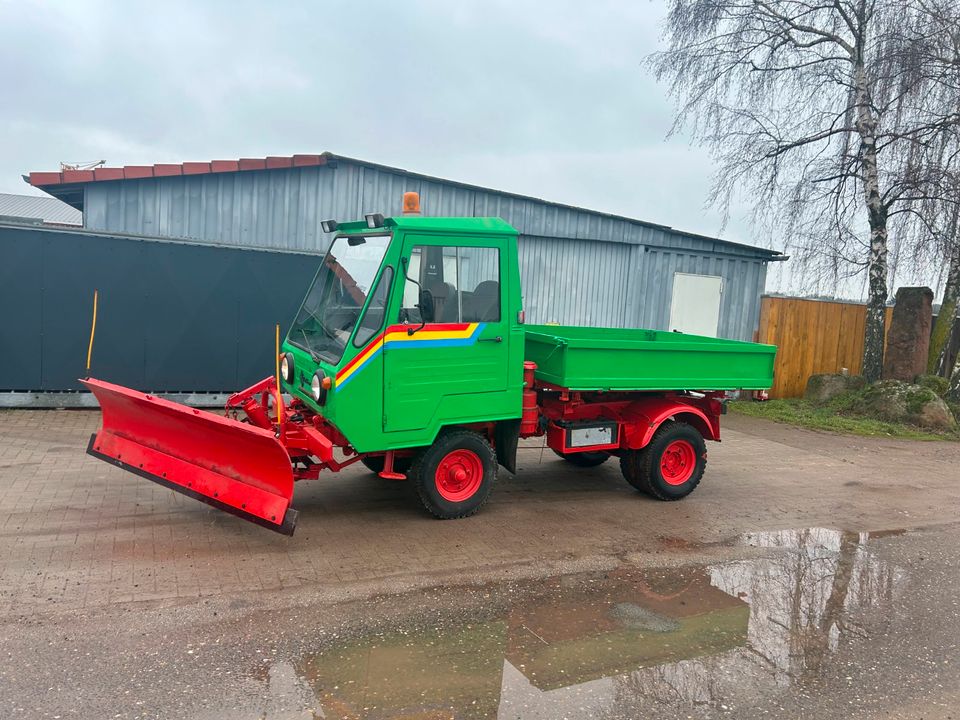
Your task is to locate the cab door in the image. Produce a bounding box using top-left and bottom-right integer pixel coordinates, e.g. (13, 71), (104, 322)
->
(383, 237), (508, 433)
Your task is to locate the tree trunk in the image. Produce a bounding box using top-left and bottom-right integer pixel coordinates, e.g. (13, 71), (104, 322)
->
(928, 238), (960, 376)
(863, 222), (889, 383)
(855, 64), (889, 384)
(948, 350), (960, 404)
(801, 532), (859, 682)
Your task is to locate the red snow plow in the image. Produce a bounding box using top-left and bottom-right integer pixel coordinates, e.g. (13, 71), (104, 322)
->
(82, 378), (299, 534)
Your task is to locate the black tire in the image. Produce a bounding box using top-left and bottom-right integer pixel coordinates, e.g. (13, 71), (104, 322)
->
(360, 455), (412, 475)
(409, 430), (497, 519)
(552, 449), (610, 467)
(620, 422), (706, 500)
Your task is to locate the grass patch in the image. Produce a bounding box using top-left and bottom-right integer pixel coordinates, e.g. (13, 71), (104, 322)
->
(729, 393), (959, 441)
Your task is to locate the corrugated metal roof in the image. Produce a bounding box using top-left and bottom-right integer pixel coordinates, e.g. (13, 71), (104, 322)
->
(25, 152), (783, 258)
(0, 192), (82, 226)
(25, 154), (328, 188)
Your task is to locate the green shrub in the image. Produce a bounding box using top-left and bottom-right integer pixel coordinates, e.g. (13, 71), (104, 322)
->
(729, 381), (959, 441)
(915, 374), (950, 397)
(905, 386), (939, 414)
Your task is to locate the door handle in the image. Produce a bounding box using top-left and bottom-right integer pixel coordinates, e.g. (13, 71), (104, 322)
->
(478, 336), (502, 343)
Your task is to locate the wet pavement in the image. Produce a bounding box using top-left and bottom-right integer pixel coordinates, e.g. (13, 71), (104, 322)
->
(3, 523), (959, 719)
(1, 411), (960, 718)
(282, 528), (908, 719)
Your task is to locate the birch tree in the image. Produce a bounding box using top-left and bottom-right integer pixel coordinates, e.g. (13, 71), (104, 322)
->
(652, 0), (960, 382)
(919, 199), (960, 375)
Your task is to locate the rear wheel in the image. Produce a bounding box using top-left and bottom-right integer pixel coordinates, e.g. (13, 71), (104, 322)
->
(410, 430), (496, 519)
(620, 422), (706, 500)
(552, 449), (610, 467)
(361, 455), (412, 475)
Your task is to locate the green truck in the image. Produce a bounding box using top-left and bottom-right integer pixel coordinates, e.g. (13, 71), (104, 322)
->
(83, 192), (776, 535)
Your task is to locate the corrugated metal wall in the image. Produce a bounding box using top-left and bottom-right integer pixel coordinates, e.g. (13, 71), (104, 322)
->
(636, 245), (769, 340)
(518, 235), (635, 327)
(81, 159), (774, 341)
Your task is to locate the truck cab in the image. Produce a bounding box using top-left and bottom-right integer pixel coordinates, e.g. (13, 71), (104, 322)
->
(280, 215), (525, 455)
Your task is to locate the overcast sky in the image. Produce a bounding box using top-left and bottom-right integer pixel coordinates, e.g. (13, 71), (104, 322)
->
(1, 1), (800, 289)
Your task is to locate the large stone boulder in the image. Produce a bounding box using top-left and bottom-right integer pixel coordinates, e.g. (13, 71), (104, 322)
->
(853, 380), (957, 430)
(883, 287), (934, 381)
(804, 373), (867, 402)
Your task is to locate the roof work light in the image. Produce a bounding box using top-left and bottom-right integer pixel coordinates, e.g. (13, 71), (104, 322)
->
(320, 219), (338, 233)
(364, 213), (385, 229)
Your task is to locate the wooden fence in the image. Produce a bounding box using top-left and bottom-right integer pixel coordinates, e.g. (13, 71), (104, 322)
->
(758, 296), (892, 398)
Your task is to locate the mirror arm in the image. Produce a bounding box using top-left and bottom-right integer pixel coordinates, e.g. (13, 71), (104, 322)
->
(400, 256), (427, 336)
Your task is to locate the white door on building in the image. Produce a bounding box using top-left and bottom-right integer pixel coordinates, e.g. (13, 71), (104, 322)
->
(669, 273), (723, 337)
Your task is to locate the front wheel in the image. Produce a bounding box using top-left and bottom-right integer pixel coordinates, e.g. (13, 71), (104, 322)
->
(620, 422), (706, 500)
(409, 430), (497, 519)
(552, 449), (610, 467)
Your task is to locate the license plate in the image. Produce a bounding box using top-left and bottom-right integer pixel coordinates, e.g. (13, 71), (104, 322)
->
(569, 425), (614, 448)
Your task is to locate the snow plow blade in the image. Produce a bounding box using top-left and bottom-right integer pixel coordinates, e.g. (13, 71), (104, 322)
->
(81, 378), (298, 535)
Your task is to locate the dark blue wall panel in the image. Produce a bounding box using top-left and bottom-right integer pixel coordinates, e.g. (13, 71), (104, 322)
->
(0, 234), (43, 389)
(0, 224), (320, 392)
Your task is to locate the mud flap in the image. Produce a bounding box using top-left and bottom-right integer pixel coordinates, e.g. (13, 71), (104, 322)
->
(494, 419), (520, 475)
(81, 378), (298, 535)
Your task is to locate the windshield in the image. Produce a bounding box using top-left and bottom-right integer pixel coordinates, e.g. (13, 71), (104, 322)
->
(288, 234), (391, 364)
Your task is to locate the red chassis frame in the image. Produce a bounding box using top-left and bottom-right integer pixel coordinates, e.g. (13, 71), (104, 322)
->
(227, 376), (727, 469)
(82, 374), (727, 537)
(531, 382), (725, 455)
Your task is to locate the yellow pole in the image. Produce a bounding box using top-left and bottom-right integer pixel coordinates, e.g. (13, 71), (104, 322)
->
(275, 323), (284, 425)
(85, 289), (98, 374)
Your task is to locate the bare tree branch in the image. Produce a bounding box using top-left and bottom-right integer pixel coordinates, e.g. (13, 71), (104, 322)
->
(651, 0), (960, 381)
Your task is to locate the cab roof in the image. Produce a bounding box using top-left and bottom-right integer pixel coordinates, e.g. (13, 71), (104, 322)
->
(335, 216), (517, 235)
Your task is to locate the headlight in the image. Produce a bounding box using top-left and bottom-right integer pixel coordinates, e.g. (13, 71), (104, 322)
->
(310, 372), (322, 401)
(280, 352), (294, 383)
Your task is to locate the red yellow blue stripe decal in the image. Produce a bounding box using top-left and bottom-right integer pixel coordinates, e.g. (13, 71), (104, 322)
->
(334, 322), (485, 390)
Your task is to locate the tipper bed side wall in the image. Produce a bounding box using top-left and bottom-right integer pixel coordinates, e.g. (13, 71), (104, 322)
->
(524, 325), (777, 391)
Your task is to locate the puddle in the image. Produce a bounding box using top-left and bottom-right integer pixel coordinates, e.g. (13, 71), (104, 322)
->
(256, 528), (905, 719)
(658, 526), (906, 553)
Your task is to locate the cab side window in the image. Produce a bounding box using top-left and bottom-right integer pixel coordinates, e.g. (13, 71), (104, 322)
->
(400, 246), (500, 323)
(460, 247), (500, 322)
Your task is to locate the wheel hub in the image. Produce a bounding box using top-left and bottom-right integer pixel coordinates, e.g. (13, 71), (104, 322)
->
(435, 449), (483, 502)
(660, 439), (696, 485)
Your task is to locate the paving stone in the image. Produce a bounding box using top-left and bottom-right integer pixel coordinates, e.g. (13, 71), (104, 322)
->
(0, 409), (959, 617)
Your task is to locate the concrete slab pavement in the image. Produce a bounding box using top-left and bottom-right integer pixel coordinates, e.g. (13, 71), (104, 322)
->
(1, 409), (958, 617)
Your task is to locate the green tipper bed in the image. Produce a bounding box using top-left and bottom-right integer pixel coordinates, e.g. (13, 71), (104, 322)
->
(524, 325), (776, 392)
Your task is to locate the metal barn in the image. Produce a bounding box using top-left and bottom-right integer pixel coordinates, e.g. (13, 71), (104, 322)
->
(28, 153), (784, 341)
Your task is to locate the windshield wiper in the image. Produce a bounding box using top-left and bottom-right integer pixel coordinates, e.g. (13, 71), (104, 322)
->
(300, 305), (340, 343)
(299, 328), (321, 362)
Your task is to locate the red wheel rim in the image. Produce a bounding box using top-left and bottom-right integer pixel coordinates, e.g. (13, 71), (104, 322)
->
(435, 449), (483, 502)
(660, 440), (696, 485)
